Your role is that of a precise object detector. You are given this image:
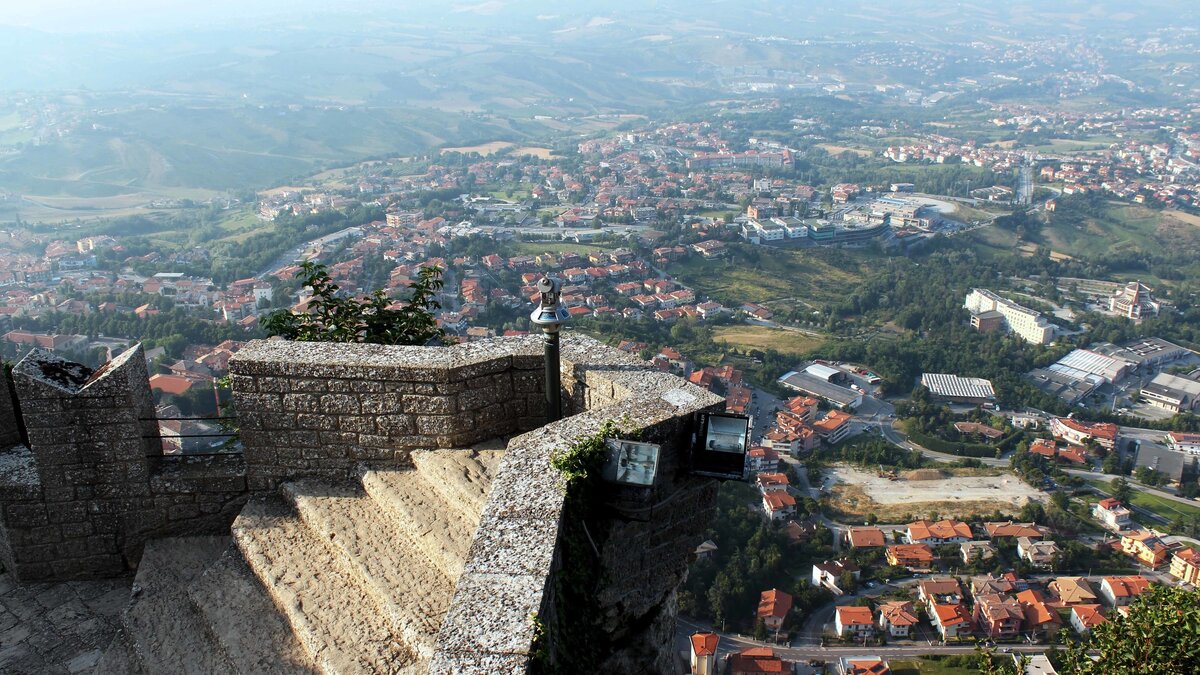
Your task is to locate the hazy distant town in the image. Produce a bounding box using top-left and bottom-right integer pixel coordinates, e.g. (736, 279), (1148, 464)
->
(2, 1), (1200, 673)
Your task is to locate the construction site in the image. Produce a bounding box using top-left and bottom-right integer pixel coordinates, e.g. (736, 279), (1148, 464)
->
(820, 464), (1047, 523)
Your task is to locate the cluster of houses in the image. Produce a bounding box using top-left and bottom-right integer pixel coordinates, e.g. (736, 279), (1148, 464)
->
(756, 395), (858, 460)
(831, 571), (1156, 645)
(883, 104), (1200, 210)
(832, 520), (1061, 580)
(1092, 498), (1200, 586)
(738, 394), (858, 521)
(1021, 417), (1121, 467)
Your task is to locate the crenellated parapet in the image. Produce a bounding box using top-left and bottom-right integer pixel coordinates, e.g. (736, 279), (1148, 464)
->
(0, 345), (246, 581)
(2, 335), (726, 673)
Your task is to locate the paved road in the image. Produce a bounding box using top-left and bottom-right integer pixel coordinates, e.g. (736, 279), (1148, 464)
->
(877, 419), (1008, 468)
(677, 615), (1052, 663)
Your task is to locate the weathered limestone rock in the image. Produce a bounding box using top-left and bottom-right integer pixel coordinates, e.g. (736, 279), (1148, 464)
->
(187, 547), (319, 674)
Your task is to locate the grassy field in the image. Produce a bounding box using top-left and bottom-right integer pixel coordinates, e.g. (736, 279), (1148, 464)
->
(711, 325), (824, 356)
(510, 241), (608, 256)
(1031, 137), (1120, 154)
(964, 199), (1200, 271)
(512, 146), (557, 159)
(440, 141), (514, 155)
(816, 143), (873, 158)
(1086, 479), (1200, 521)
(668, 244), (874, 308)
(889, 658), (982, 675)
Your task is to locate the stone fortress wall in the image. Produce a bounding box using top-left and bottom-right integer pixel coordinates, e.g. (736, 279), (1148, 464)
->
(0, 335), (724, 672)
(0, 346), (246, 581)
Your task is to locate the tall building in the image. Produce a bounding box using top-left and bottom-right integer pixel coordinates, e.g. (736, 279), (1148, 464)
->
(964, 289), (1059, 345)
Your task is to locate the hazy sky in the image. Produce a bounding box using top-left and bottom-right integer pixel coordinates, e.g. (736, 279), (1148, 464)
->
(0, 0), (391, 32)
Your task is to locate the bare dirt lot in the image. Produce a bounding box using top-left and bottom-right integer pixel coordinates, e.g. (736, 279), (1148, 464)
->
(821, 465), (1045, 522)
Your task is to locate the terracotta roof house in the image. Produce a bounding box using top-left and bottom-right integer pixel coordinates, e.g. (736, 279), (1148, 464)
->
(729, 647), (787, 675)
(784, 520), (819, 544)
(974, 593), (1025, 638)
(756, 472), (789, 493)
(812, 560), (862, 596)
(1092, 498), (1133, 531)
(757, 589), (793, 631)
(1169, 547), (1200, 586)
(918, 578), (964, 609)
(1049, 577), (1098, 606)
(931, 603), (972, 640)
(835, 606), (876, 638)
(690, 632), (720, 675)
(1119, 530), (1170, 568)
(847, 527), (886, 548)
(148, 373), (197, 396)
(983, 522), (1043, 539)
(1017, 589), (1062, 638)
(762, 492), (796, 521)
(1099, 576), (1153, 607)
(1029, 438), (1058, 458)
(877, 601), (919, 637)
(838, 657), (891, 675)
(1070, 605), (1107, 635)
(907, 519), (973, 545)
(970, 574), (1016, 598)
(886, 544), (935, 572)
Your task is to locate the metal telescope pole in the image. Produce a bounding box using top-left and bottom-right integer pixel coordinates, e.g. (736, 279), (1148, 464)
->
(530, 276), (568, 422)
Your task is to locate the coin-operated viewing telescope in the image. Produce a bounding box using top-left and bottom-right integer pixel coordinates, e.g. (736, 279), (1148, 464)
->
(529, 276), (569, 422)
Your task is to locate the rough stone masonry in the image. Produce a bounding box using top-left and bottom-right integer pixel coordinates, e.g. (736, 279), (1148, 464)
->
(1, 335), (726, 672)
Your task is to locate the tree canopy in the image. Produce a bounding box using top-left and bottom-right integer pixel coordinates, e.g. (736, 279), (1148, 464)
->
(1063, 585), (1200, 674)
(261, 261), (445, 345)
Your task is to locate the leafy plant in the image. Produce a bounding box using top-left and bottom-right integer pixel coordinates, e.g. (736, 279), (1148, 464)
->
(1062, 584), (1200, 674)
(549, 419), (625, 486)
(261, 261), (445, 345)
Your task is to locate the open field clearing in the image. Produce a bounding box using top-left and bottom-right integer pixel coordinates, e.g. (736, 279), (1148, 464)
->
(670, 245), (873, 307)
(440, 141), (515, 155)
(1167, 209), (1200, 227)
(823, 465), (1044, 522)
(712, 325), (824, 356)
(816, 143), (873, 157)
(512, 146), (557, 159)
(510, 241), (608, 256)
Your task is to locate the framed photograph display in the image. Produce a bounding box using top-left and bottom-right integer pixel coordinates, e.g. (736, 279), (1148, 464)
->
(690, 412), (750, 480)
(602, 439), (661, 487)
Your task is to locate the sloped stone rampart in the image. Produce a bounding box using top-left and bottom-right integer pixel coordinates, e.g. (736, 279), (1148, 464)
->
(429, 336), (725, 673)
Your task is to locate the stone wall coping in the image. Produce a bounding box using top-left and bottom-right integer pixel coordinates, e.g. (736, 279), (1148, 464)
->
(231, 335), (551, 377)
(12, 344), (145, 396)
(0, 445), (39, 492)
(428, 336), (722, 672)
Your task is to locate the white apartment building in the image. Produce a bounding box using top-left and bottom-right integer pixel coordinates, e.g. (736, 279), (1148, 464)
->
(1167, 432), (1200, 455)
(965, 289), (1059, 345)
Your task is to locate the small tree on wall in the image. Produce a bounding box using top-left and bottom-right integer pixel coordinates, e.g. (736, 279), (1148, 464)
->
(262, 261), (446, 345)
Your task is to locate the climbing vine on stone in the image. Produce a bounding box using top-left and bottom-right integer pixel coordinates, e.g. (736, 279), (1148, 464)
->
(549, 419), (625, 486)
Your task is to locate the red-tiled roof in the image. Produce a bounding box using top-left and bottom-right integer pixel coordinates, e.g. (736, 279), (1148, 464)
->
(908, 519), (972, 541)
(757, 589), (793, 620)
(690, 632), (719, 657)
(836, 605), (874, 626)
(848, 527), (886, 547)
